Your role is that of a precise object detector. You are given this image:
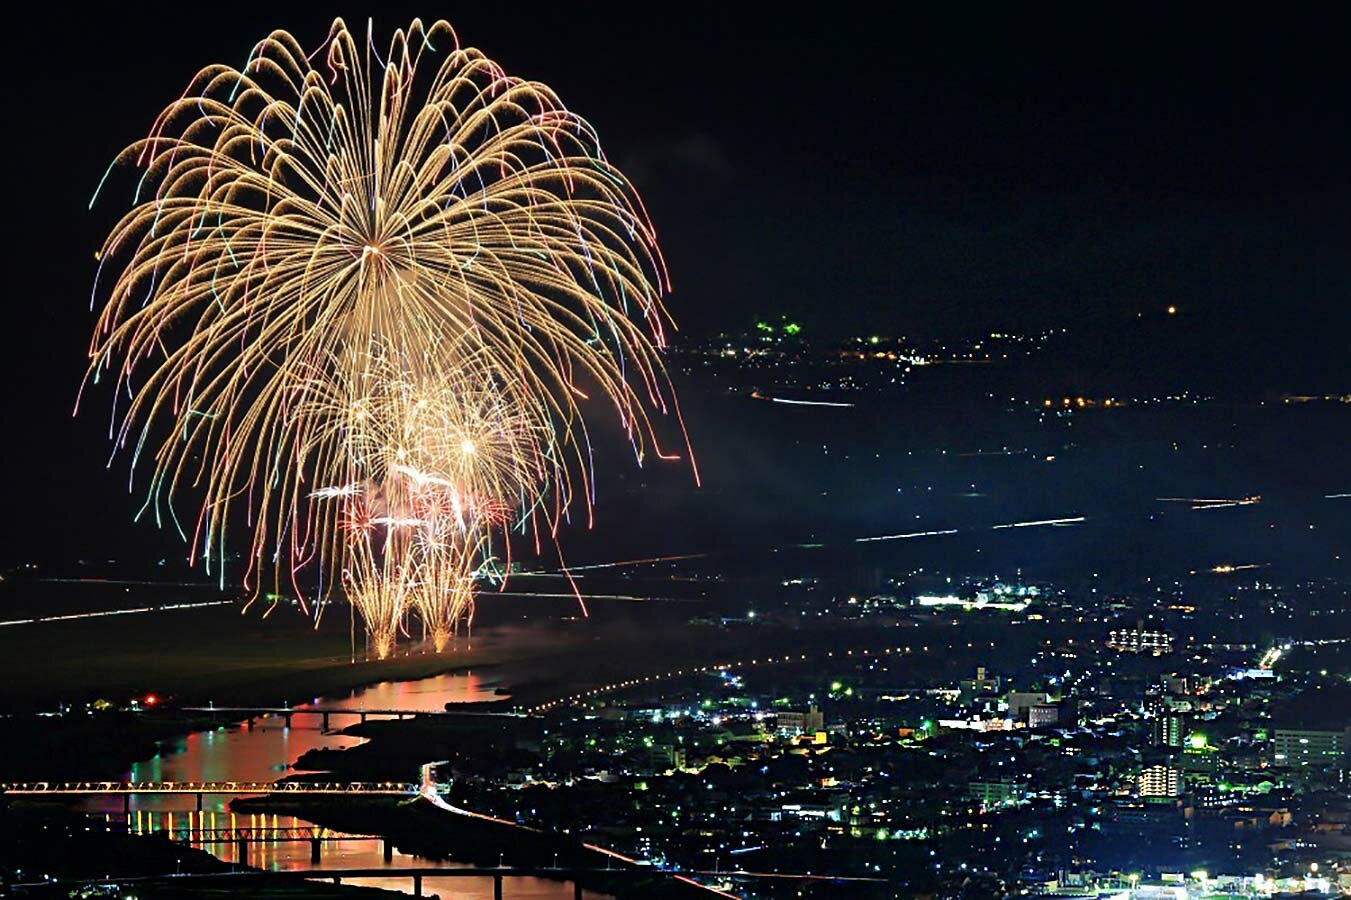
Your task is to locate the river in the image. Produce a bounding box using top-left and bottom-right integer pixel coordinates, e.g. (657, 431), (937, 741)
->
(81, 671), (605, 898)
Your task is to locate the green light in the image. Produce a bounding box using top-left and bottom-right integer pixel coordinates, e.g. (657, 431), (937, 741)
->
(868, 335), (880, 345)
(1189, 733), (1208, 750)
(784, 322), (801, 335)
(830, 681), (843, 692)
(755, 321), (773, 333)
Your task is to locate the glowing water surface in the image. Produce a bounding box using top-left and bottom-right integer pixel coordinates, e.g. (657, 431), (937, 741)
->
(82, 672), (605, 898)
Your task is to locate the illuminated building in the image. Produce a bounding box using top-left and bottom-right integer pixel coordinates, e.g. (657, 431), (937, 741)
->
(1028, 703), (1060, 728)
(1107, 624), (1173, 655)
(1272, 728), (1349, 768)
(968, 779), (1027, 809)
(1005, 690), (1049, 720)
(939, 716), (1018, 732)
(1029, 699), (1076, 728)
(1152, 713), (1186, 748)
(1164, 673), (1210, 695)
(776, 705), (824, 738)
(1181, 734), (1221, 774)
(645, 743), (685, 772)
(959, 666), (1002, 702)
(1138, 764), (1183, 798)
(914, 593), (1027, 612)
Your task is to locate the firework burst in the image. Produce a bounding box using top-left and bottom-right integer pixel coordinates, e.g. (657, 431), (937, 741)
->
(83, 18), (694, 655)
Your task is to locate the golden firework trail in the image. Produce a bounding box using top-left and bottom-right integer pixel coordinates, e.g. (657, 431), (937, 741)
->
(296, 343), (549, 654)
(82, 18), (695, 656)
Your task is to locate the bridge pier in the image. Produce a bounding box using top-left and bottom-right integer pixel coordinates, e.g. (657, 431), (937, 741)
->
(310, 838), (322, 864)
(123, 794), (131, 815)
(284, 712), (293, 728)
(195, 792), (203, 812)
(360, 711), (367, 725)
(574, 881), (583, 900)
(494, 873), (504, 900)
(246, 717), (254, 731)
(412, 873), (422, 897)
(322, 711), (330, 731)
(237, 838), (248, 865)
(383, 838), (394, 863)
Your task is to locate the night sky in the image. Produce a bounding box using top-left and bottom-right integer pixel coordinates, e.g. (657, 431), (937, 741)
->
(2, 4), (1347, 563)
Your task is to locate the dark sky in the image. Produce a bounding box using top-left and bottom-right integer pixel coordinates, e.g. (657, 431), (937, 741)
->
(1, 4), (1348, 563)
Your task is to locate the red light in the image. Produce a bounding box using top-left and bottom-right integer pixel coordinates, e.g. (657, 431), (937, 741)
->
(144, 694), (158, 707)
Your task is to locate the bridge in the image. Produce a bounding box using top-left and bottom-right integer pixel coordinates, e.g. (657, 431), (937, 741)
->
(182, 705), (526, 730)
(165, 825), (393, 865)
(162, 825), (374, 841)
(0, 780), (421, 812)
(9, 865), (887, 898)
(126, 824), (389, 865)
(8, 866), (745, 899)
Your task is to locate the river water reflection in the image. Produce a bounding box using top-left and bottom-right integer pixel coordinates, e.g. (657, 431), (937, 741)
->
(82, 671), (605, 898)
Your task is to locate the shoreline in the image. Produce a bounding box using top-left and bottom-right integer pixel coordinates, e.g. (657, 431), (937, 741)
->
(230, 794), (716, 899)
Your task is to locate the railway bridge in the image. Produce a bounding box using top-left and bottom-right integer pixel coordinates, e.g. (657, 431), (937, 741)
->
(181, 704), (526, 730)
(0, 779), (423, 813)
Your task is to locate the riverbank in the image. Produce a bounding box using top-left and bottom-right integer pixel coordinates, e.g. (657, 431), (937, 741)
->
(0, 803), (403, 898)
(0, 600), (576, 711)
(0, 611), (570, 782)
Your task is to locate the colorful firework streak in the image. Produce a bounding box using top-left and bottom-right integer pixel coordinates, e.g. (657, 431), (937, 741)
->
(82, 18), (694, 657)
